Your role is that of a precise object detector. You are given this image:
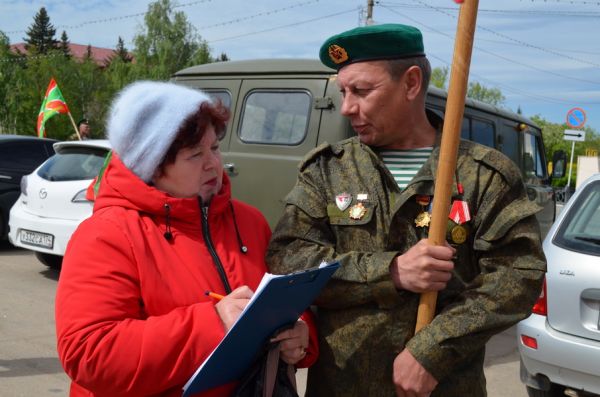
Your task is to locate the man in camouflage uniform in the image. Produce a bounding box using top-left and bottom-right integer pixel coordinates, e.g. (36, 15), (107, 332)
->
(266, 24), (546, 397)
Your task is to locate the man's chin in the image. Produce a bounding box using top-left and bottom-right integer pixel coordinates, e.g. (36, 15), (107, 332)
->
(357, 133), (377, 146)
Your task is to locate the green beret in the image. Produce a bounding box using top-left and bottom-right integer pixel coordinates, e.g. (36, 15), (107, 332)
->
(319, 23), (425, 70)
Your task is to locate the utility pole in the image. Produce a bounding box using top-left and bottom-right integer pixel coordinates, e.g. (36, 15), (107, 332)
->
(366, 0), (374, 25)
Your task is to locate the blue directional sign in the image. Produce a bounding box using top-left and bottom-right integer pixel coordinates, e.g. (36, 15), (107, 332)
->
(566, 107), (586, 129)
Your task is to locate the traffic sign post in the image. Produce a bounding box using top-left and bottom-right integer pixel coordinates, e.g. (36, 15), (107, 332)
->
(563, 108), (587, 199)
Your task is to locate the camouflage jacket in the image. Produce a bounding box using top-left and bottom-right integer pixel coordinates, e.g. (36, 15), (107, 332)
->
(266, 137), (546, 397)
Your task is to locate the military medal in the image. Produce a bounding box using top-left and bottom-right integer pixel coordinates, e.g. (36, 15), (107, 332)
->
(348, 203), (367, 220)
(335, 192), (352, 211)
(451, 225), (467, 244)
(448, 182), (471, 225)
(414, 195), (432, 228)
(415, 211), (431, 228)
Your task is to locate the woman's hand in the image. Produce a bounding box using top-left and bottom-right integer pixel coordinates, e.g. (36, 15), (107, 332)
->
(214, 286), (253, 332)
(271, 320), (309, 365)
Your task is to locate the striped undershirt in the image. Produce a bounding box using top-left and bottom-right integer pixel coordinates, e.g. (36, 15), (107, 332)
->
(378, 147), (433, 190)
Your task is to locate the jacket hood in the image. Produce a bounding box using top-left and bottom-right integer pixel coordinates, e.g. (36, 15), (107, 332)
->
(93, 153), (232, 224)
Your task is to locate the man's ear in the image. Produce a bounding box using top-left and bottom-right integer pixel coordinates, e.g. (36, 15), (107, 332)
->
(403, 66), (423, 100)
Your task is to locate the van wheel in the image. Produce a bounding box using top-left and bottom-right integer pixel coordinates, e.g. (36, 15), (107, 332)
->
(526, 384), (566, 397)
(34, 252), (63, 269)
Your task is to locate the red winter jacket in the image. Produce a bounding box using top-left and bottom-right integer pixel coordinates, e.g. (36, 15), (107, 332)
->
(55, 155), (317, 397)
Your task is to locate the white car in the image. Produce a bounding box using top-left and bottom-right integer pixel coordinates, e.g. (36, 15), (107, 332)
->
(8, 140), (111, 268)
(517, 173), (600, 397)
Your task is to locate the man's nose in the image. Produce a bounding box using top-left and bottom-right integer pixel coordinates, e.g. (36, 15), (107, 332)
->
(340, 95), (357, 116)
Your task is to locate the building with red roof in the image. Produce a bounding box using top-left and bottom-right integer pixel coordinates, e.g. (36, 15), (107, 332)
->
(10, 43), (132, 67)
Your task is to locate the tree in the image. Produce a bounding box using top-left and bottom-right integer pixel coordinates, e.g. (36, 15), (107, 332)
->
(24, 7), (58, 54)
(531, 115), (600, 188)
(59, 31), (71, 59)
(0, 31), (26, 133)
(467, 82), (505, 106)
(133, 0), (213, 80)
(214, 52), (230, 62)
(109, 36), (133, 64)
(430, 66), (448, 89)
(430, 67), (506, 107)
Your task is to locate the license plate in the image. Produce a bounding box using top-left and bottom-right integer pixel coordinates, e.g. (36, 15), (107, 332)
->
(19, 229), (54, 249)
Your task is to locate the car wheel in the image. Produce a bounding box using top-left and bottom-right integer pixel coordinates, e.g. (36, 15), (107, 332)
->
(34, 252), (63, 269)
(526, 384), (566, 397)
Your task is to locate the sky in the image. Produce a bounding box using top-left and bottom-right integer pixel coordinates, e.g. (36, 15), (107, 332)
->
(1, 0), (600, 134)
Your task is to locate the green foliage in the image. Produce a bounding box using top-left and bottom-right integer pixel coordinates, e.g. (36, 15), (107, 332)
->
(430, 67), (506, 107)
(59, 31), (71, 59)
(109, 37), (133, 64)
(133, 0), (212, 80)
(532, 114), (600, 188)
(214, 52), (230, 62)
(0, 0), (222, 139)
(430, 66), (448, 89)
(467, 82), (505, 106)
(24, 7), (58, 54)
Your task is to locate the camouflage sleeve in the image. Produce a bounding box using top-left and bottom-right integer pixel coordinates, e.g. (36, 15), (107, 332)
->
(266, 165), (399, 310)
(406, 170), (546, 382)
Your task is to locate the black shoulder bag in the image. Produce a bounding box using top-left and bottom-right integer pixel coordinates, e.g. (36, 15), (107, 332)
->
(231, 342), (299, 397)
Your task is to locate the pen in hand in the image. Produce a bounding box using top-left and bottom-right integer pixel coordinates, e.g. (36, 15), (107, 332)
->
(204, 290), (225, 301)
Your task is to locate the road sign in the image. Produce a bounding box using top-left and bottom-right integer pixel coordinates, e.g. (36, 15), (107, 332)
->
(563, 129), (586, 142)
(566, 107), (586, 129)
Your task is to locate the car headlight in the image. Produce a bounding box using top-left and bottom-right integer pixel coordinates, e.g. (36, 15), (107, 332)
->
(71, 189), (91, 203)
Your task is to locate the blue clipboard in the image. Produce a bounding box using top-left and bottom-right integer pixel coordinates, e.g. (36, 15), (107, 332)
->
(183, 261), (340, 396)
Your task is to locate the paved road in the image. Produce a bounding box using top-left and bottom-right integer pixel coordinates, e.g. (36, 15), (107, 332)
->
(0, 242), (528, 397)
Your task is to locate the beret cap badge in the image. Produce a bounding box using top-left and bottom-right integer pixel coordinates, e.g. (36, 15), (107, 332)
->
(328, 44), (349, 64)
(319, 23), (425, 70)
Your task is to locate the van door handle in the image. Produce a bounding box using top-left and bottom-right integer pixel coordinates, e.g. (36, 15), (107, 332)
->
(223, 163), (237, 176)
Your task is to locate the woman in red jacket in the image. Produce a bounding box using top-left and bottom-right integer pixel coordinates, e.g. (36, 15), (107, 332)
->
(55, 81), (317, 397)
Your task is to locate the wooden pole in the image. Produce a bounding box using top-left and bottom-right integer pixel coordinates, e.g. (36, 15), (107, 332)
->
(67, 112), (81, 140)
(415, 0), (479, 333)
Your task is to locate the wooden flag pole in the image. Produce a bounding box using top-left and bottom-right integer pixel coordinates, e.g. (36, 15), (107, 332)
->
(415, 0), (479, 333)
(67, 112), (82, 140)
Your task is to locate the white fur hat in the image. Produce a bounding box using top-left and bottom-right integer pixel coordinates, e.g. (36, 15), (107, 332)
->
(107, 81), (212, 182)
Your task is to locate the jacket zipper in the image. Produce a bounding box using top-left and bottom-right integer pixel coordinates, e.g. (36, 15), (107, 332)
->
(201, 204), (232, 294)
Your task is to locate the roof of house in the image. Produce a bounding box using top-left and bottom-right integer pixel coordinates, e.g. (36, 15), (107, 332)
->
(10, 42), (131, 66)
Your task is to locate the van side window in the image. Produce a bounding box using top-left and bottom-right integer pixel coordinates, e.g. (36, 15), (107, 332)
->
(523, 132), (545, 179)
(499, 124), (519, 165)
(460, 118), (495, 148)
(204, 90), (232, 110)
(471, 119), (495, 148)
(461, 118), (470, 140)
(239, 90), (311, 145)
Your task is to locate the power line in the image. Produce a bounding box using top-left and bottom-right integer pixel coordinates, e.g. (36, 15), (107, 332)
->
(380, 5), (600, 85)
(1, 0), (326, 63)
(411, 0), (600, 68)
(4, 0), (219, 34)
(380, 5), (600, 105)
(428, 53), (599, 105)
(207, 8), (358, 43)
(521, 0), (600, 5)
(195, 0), (320, 30)
(378, 1), (600, 16)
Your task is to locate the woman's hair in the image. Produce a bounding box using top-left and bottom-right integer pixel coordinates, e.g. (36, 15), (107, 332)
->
(156, 100), (230, 175)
